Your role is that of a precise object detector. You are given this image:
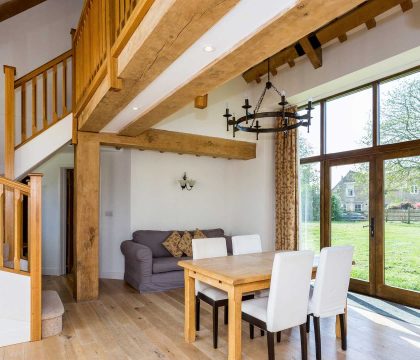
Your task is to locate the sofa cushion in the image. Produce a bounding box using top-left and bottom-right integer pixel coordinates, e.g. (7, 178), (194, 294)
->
(178, 231), (193, 257)
(202, 228), (224, 238)
(153, 257), (191, 274)
(162, 231), (183, 257)
(193, 228), (207, 239)
(132, 230), (173, 257)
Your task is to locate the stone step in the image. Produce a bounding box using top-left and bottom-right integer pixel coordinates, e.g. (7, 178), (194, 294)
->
(41, 290), (64, 339)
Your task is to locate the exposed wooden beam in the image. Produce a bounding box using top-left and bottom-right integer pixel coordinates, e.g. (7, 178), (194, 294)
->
(78, 0), (239, 132)
(243, 47), (298, 83)
(194, 94), (208, 110)
(316, 0), (407, 44)
(119, 0), (366, 136)
(84, 130), (256, 160)
(299, 37), (322, 69)
(0, 0), (46, 22)
(243, 0), (412, 83)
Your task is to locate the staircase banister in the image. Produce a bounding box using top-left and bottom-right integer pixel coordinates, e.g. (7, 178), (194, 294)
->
(0, 176), (31, 195)
(14, 49), (72, 89)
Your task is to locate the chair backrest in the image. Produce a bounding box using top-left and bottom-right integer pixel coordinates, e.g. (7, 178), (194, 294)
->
(192, 237), (227, 294)
(231, 234), (262, 255)
(310, 246), (354, 318)
(266, 251), (314, 332)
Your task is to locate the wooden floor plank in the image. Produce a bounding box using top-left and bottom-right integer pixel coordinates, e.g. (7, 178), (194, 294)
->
(1, 276), (419, 360)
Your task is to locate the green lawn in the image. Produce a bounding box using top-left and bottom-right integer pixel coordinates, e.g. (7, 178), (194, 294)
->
(300, 221), (420, 292)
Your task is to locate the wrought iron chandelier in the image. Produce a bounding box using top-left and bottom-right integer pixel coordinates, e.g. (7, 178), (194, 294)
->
(222, 59), (313, 140)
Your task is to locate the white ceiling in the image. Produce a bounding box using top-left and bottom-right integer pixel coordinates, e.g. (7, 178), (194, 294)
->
(101, 0), (298, 133)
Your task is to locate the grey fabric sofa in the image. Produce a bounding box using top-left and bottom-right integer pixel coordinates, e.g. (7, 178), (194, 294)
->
(121, 228), (232, 293)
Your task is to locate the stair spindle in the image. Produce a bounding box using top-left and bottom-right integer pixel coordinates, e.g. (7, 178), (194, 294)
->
(13, 188), (22, 271)
(21, 82), (26, 142)
(32, 77), (37, 137)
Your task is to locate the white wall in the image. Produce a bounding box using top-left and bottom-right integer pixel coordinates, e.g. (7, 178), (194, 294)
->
(35, 148), (74, 275)
(0, 0), (83, 173)
(130, 151), (232, 232)
(99, 148), (131, 279)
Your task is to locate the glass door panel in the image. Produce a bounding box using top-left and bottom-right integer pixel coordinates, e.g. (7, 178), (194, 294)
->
(330, 162), (370, 282)
(384, 156), (420, 292)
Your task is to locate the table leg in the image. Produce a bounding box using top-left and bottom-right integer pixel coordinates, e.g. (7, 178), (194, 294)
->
(184, 269), (196, 343)
(228, 286), (242, 360)
(335, 299), (347, 338)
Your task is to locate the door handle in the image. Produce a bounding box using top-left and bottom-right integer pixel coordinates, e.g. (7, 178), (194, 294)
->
(370, 217), (375, 237)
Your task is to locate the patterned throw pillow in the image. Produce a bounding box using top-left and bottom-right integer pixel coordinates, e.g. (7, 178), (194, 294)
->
(193, 228), (207, 239)
(178, 231), (193, 257)
(162, 231), (183, 257)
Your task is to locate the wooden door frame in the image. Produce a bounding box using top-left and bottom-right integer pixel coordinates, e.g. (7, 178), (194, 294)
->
(323, 154), (376, 296)
(375, 148), (420, 308)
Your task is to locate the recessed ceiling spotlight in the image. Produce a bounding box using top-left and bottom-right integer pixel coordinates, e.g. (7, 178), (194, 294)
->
(203, 45), (215, 53)
(132, 106), (139, 111)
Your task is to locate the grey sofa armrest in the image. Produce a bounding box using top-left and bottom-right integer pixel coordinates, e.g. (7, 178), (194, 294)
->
(120, 240), (153, 289)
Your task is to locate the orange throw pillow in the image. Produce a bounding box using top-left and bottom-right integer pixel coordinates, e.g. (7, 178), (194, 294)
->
(162, 231), (183, 257)
(178, 231), (193, 257)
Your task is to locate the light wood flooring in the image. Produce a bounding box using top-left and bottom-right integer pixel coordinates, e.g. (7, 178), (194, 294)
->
(1, 276), (419, 360)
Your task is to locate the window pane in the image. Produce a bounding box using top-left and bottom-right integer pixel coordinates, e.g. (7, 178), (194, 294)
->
(298, 104), (321, 158)
(384, 156), (420, 292)
(299, 162), (320, 253)
(326, 88), (373, 153)
(379, 71), (420, 145)
(331, 163), (370, 281)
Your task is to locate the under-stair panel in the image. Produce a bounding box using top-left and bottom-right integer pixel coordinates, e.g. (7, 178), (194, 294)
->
(0, 270), (31, 347)
(14, 113), (73, 179)
(0, 318), (30, 348)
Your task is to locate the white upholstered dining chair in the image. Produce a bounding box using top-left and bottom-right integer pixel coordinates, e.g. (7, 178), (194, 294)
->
(192, 237), (253, 349)
(232, 234), (262, 255)
(242, 250), (315, 360)
(232, 234), (269, 318)
(306, 246), (354, 360)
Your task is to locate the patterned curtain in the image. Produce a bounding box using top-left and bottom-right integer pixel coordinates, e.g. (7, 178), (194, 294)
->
(275, 106), (299, 250)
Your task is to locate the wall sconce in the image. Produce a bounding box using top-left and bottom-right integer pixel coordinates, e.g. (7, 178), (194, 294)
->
(179, 172), (196, 191)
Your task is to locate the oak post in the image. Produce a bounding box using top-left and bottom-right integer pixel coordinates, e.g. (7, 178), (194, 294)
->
(29, 173), (43, 341)
(4, 65), (16, 258)
(74, 133), (100, 301)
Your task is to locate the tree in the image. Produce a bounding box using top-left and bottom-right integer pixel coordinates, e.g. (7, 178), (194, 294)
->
(331, 194), (342, 221)
(360, 75), (420, 203)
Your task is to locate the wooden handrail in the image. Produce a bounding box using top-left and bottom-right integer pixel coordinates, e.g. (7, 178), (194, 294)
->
(8, 49), (73, 149)
(0, 176), (30, 195)
(14, 50), (72, 88)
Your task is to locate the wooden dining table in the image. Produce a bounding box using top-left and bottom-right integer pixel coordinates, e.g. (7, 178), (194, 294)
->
(178, 251), (347, 360)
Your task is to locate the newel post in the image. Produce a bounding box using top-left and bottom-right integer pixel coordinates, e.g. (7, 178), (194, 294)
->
(4, 65), (16, 258)
(29, 173), (43, 342)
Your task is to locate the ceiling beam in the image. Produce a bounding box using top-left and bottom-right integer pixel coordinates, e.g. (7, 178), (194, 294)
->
(82, 130), (256, 160)
(242, 0), (412, 83)
(78, 0), (239, 132)
(119, 0), (366, 136)
(299, 37), (322, 69)
(0, 0), (46, 22)
(316, 0), (407, 44)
